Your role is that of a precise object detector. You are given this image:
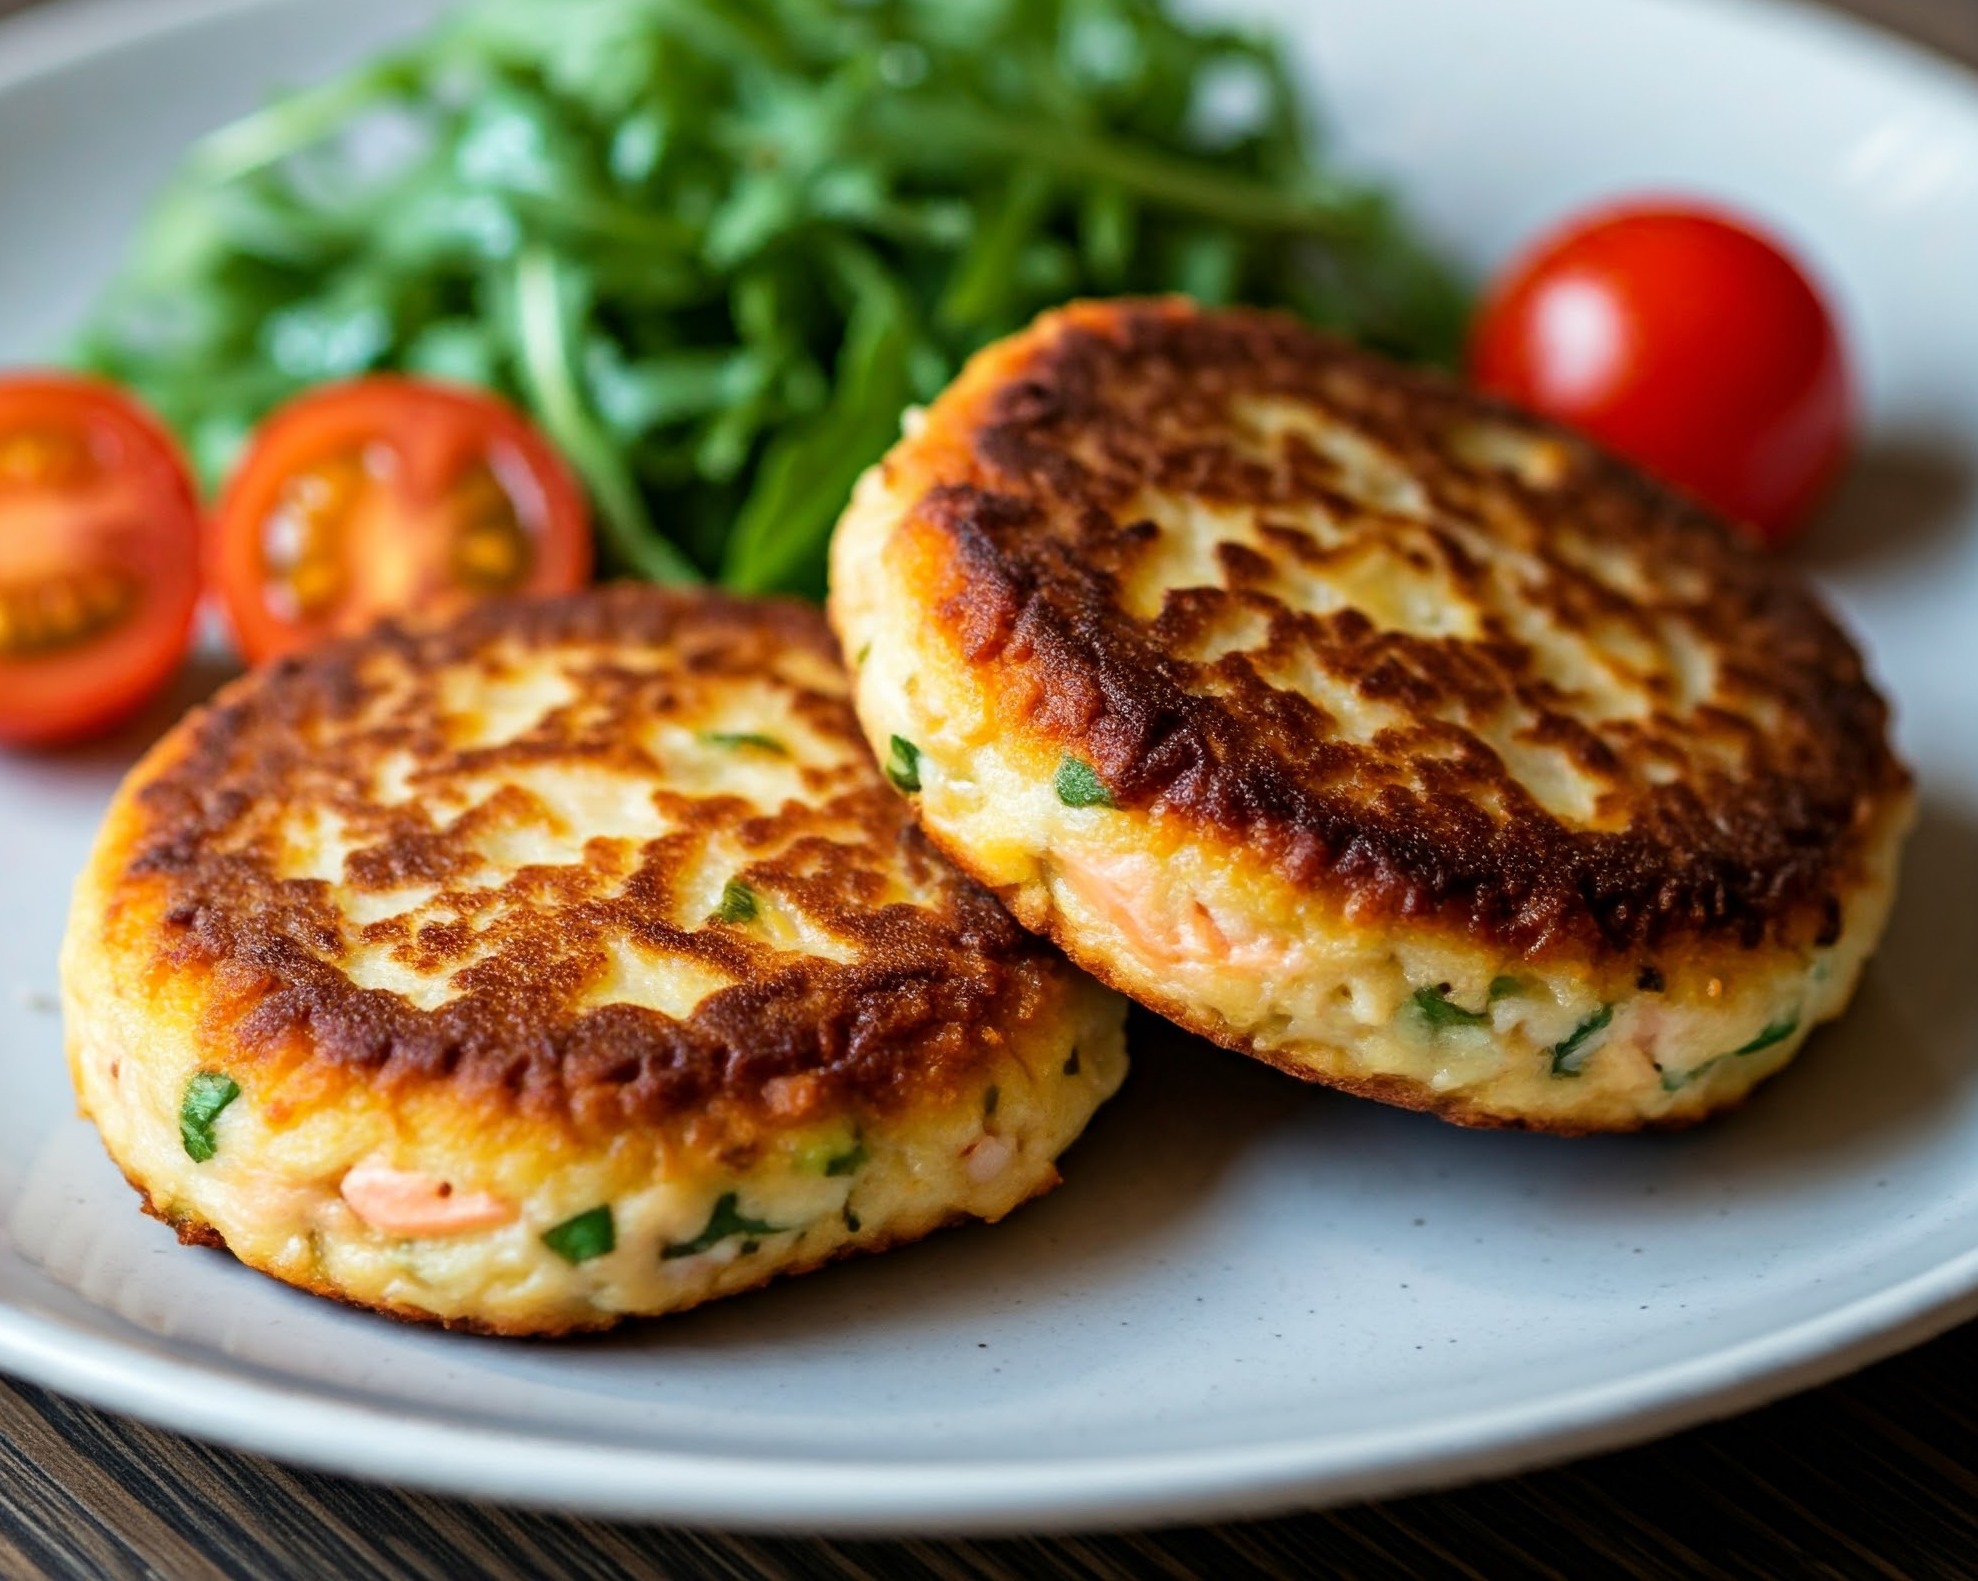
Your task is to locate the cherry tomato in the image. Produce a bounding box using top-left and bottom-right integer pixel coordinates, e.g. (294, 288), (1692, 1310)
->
(1469, 201), (1853, 546)
(0, 375), (202, 746)
(212, 377), (592, 665)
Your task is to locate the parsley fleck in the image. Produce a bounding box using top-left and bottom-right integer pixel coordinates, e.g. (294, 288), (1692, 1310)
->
(1063, 1048), (1081, 1077)
(885, 736), (922, 793)
(1661, 1013), (1803, 1091)
(716, 879), (758, 924)
(662, 1193), (785, 1260)
(1550, 1005), (1614, 1077)
(542, 1205), (616, 1264)
(1054, 757), (1114, 809)
(1661, 1059), (1718, 1093)
(1413, 985), (1490, 1030)
(1733, 1015), (1800, 1056)
(179, 1072), (241, 1163)
(824, 1140), (869, 1178)
(702, 731), (787, 755)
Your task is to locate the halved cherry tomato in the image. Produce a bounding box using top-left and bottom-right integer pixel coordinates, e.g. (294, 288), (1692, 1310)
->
(1469, 201), (1853, 546)
(212, 378), (592, 665)
(0, 375), (202, 747)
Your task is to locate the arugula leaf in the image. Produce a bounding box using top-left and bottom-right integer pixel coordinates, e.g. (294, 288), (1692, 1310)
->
(721, 243), (915, 597)
(179, 1071), (241, 1163)
(661, 1192), (785, 1260)
(513, 244), (702, 585)
(1413, 985), (1490, 1031)
(542, 1204), (616, 1264)
(77, 0), (1467, 592)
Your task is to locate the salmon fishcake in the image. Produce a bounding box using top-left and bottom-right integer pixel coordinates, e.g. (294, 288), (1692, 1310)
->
(61, 587), (1125, 1334)
(830, 298), (1911, 1132)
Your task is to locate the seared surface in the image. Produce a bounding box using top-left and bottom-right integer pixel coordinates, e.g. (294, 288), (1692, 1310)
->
(831, 298), (1910, 1129)
(64, 586), (1126, 1331)
(124, 589), (1056, 1131)
(886, 298), (1904, 959)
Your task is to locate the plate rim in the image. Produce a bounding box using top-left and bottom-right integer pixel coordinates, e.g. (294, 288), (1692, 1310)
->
(4, 1246), (1978, 1533)
(3, 0), (1978, 1535)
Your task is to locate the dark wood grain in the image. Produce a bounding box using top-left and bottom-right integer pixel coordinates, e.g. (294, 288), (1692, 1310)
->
(1, 0), (1976, 1575)
(5, 1319), (1978, 1579)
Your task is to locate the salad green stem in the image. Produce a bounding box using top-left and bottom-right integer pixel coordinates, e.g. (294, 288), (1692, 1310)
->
(514, 245), (703, 585)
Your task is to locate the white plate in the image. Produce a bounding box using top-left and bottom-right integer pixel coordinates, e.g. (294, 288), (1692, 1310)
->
(1, 0), (1975, 1536)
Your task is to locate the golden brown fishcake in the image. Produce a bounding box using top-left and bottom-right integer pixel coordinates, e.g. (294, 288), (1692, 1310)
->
(830, 298), (1911, 1130)
(63, 587), (1126, 1332)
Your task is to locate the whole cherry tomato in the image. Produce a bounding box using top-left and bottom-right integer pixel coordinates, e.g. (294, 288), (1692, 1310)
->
(212, 377), (592, 665)
(0, 375), (202, 746)
(1469, 202), (1853, 546)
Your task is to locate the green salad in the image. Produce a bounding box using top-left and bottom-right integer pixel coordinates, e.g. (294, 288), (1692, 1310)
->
(79, 0), (1466, 596)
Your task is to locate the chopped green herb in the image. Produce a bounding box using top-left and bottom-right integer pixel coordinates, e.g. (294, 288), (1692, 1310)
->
(661, 1192), (785, 1260)
(716, 879), (758, 925)
(885, 736), (922, 794)
(984, 1084), (1000, 1117)
(701, 731), (787, 755)
(1413, 985), (1490, 1031)
(77, 0), (1465, 597)
(1732, 1015), (1800, 1056)
(1660, 1059), (1719, 1094)
(542, 1205), (615, 1264)
(1549, 1005), (1615, 1078)
(843, 1205), (862, 1233)
(1661, 1014), (1804, 1091)
(1488, 975), (1524, 1002)
(1063, 1048), (1082, 1077)
(855, 644), (873, 666)
(824, 1140), (868, 1178)
(179, 1071), (241, 1163)
(1054, 758), (1115, 809)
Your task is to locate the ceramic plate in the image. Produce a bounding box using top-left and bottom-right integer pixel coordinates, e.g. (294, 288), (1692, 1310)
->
(0, 0), (1974, 1535)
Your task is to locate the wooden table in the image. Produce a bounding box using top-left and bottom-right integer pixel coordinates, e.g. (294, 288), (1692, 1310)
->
(3, 0), (1975, 1574)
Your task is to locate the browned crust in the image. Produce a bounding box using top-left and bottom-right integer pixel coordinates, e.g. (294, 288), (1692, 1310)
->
(97, 586), (1070, 1135)
(884, 298), (1909, 960)
(128, 1171), (1058, 1339)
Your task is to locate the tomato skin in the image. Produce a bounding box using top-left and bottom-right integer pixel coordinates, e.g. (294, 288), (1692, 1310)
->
(1469, 202), (1853, 546)
(212, 377), (593, 666)
(0, 375), (202, 747)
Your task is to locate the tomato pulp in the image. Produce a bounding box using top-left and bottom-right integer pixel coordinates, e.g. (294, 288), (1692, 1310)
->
(1470, 202), (1853, 546)
(212, 378), (593, 665)
(0, 376), (202, 746)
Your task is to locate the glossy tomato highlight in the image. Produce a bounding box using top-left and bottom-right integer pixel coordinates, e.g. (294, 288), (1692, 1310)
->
(0, 375), (202, 746)
(212, 378), (592, 665)
(1470, 202), (1853, 545)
